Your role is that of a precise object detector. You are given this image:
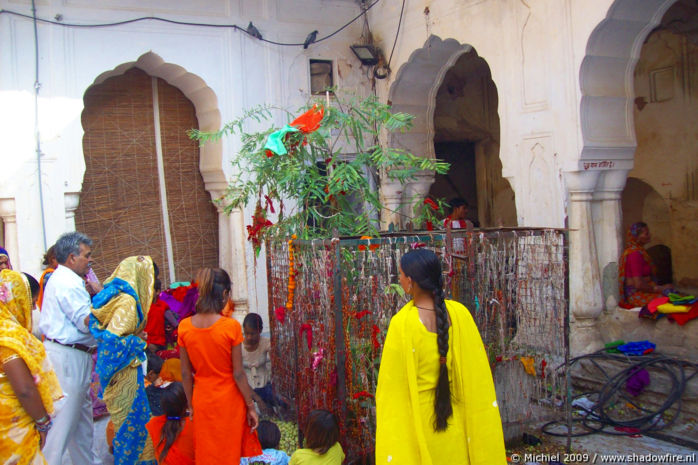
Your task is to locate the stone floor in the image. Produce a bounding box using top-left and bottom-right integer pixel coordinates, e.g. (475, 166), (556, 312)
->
(543, 431), (697, 464)
(524, 418), (698, 465)
(75, 410), (698, 465)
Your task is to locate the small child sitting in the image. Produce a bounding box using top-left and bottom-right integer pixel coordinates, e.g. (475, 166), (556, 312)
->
(241, 420), (290, 465)
(145, 352), (166, 416)
(289, 410), (344, 465)
(242, 313), (274, 414)
(145, 382), (195, 465)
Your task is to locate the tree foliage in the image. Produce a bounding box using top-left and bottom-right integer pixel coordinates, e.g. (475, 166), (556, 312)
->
(190, 94), (449, 249)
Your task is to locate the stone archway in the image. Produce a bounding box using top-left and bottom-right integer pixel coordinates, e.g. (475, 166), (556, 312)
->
(568, 0), (679, 355)
(90, 52), (225, 191)
(579, 0), (679, 271)
(380, 36), (473, 228)
(381, 36), (515, 228)
(429, 49), (517, 228)
(78, 52), (249, 316)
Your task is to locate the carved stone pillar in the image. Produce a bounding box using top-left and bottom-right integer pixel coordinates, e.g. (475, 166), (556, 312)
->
(64, 192), (81, 231)
(565, 170), (604, 355)
(227, 205), (249, 319)
(379, 176), (404, 230)
(0, 198), (20, 270)
(210, 190), (233, 273)
(403, 172), (435, 227)
(210, 189), (249, 320)
(592, 170), (628, 310)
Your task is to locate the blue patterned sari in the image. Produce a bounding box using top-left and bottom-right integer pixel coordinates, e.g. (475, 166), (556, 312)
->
(90, 257), (157, 465)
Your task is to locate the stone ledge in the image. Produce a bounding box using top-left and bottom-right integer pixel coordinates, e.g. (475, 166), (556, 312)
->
(598, 307), (698, 363)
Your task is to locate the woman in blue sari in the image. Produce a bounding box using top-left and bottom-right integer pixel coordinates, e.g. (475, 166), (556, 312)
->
(90, 256), (157, 465)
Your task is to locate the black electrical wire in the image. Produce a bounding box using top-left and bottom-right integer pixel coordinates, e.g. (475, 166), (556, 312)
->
(386, 0), (406, 68)
(542, 351), (698, 443)
(0, 0), (381, 48)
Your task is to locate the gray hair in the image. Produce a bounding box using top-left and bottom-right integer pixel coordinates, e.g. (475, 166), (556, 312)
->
(54, 232), (93, 264)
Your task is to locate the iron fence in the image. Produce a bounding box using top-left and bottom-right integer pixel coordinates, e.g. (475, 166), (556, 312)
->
(266, 228), (569, 463)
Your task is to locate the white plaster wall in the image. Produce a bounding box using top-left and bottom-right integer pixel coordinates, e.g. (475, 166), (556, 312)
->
(0, 0), (367, 329)
(7, 0), (674, 341)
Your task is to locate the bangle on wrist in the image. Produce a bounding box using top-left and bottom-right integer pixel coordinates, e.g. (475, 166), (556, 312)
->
(36, 420), (52, 433)
(35, 416), (52, 433)
(35, 415), (50, 425)
(246, 399), (255, 407)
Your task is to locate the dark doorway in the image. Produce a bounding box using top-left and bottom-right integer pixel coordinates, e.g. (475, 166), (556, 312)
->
(429, 141), (478, 223)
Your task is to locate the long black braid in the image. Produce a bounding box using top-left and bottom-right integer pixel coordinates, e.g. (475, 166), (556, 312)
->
(158, 382), (188, 462)
(400, 249), (453, 431)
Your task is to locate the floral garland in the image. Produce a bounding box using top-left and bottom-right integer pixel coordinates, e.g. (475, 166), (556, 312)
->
(422, 197), (440, 231)
(358, 236), (379, 252)
(286, 234), (297, 311)
(246, 204), (273, 256)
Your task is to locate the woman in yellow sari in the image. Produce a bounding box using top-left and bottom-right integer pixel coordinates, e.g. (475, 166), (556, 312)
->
(90, 256), (158, 465)
(375, 249), (506, 465)
(0, 269), (62, 465)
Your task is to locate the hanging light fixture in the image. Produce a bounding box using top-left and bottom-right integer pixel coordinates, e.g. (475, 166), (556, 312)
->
(350, 44), (380, 66)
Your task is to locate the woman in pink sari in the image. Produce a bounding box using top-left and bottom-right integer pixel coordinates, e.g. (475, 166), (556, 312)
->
(618, 222), (672, 308)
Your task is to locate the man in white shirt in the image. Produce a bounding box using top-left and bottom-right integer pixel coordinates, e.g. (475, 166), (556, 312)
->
(40, 231), (103, 465)
(443, 198), (476, 253)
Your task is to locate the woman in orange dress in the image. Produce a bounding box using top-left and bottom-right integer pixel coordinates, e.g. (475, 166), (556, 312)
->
(178, 268), (260, 464)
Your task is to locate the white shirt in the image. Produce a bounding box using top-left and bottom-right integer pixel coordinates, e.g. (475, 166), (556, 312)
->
(242, 337), (271, 389)
(38, 264), (96, 346)
(445, 219), (466, 253)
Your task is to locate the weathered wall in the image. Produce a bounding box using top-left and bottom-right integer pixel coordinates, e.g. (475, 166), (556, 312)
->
(0, 0), (366, 325)
(367, 0), (617, 228)
(629, 28), (698, 290)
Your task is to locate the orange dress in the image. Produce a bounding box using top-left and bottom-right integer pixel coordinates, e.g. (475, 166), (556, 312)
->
(177, 317), (251, 464)
(146, 416), (195, 465)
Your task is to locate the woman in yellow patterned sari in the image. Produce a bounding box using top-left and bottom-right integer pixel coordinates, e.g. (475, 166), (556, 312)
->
(0, 269), (62, 465)
(90, 256), (158, 465)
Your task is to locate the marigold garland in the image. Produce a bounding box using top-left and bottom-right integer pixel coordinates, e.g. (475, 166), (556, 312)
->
(286, 234), (297, 310)
(357, 236), (379, 252)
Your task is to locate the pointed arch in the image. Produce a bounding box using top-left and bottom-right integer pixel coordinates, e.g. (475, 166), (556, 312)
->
(89, 52), (226, 192)
(579, 0), (677, 164)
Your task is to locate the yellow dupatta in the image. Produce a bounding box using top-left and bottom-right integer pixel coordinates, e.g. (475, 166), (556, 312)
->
(375, 300), (506, 465)
(0, 270), (62, 464)
(92, 256), (154, 335)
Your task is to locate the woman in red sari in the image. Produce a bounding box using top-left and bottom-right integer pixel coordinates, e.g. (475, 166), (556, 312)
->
(618, 222), (672, 308)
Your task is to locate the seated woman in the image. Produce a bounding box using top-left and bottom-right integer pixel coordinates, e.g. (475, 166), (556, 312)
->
(619, 222), (673, 308)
